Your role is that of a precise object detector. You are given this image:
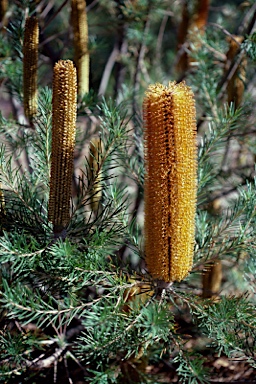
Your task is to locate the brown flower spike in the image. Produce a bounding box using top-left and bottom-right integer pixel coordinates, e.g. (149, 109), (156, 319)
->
(202, 262), (222, 298)
(176, 0), (209, 74)
(23, 16), (39, 123)
(144, 81), (197, 282)
(89, 137), (103, 213)
(0, 0), (8, 25)
(48, 60), (77, 235)
(71, 0), (89, 96)
(225, 35), (247, 108)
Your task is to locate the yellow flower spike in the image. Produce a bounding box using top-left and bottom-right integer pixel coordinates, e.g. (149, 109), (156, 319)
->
(48, 60), (77, 235)
(71, 0), (89, 96)
(23, 16), (39, 124)
(143, 81), (197, 282)
(89, 137), (103, 214)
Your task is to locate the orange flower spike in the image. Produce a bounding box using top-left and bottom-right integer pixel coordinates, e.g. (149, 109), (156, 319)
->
(144, 81), (197, 282)
(188, 0), (210, 64)
(23, 16), (39, 124)
(48, 60), (77, 235)
(191, 0), (210, 31)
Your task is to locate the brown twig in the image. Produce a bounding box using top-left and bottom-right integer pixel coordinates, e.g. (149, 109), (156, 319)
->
(40, 0), (69, 34)
(155, 14), (169, 64)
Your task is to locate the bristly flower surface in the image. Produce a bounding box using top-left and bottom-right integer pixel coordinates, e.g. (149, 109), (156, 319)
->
(143, 81), (197, 282)
(23, 16), (39, 124)
(89, 137), (103, 214)
(48, 60), (77, 235)
(71, 0), (89, 96)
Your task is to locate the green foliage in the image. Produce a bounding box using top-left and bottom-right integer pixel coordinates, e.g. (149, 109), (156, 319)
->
(174, 352), (210, 384)
(197, 103), (244, 203)
(242, 32), (256, 61)
(0, 0), (256, 383)
(195, 295), (256, 365)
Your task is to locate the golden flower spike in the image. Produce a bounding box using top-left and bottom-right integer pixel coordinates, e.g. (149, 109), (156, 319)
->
(71, 0), (89, 96)
(48, 60), (77, 236)
(89, 137), (103, 214)
(143, 81), (197, 282)
(23, 16), (39, 124)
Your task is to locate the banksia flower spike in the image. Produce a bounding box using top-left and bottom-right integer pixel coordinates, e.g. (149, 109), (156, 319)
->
(71, 0), (89, 96)
(0, 0), (8, 26)
(144, 81), (197, 282)
(202, 262), (222, 298)
(176, 0), (209, 74)
(190, 0), (210, 32)
(225, 35), (247, 108)
(23, 16), (39, 124)
(89, 137), (103, 214)
(48, 60), (77, 235)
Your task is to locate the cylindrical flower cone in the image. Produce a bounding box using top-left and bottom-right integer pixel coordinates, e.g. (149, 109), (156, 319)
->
(176, 0), (209, 74)
(89, 137), (103, 214)
(191, 0), (210, 31)
(225, 36), (247, 108)
(48, 60), (77, 235)
(0, 0), (8, 27)
(23, 16), (39, 124)
(71, 0), (89, 96)
(143, 81), (197, 282)
(202, 262), (222, 298)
